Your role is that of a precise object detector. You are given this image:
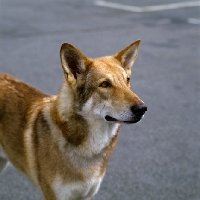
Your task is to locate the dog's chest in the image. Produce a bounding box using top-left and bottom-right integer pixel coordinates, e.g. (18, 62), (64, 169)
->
(52, 173), (103, 200)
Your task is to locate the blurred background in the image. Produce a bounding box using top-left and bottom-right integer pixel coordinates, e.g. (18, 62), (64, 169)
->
(0, 0), (200, 199)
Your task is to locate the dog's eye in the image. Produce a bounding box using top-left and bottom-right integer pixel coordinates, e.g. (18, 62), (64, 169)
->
(99, 81), (110, 88)
(127, 77), (130, 83)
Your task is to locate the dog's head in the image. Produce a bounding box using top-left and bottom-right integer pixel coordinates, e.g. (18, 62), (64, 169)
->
(60, 40), (147, 124)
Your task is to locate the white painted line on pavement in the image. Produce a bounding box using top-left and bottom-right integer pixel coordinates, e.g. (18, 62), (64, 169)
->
(187, 18), (200, 24)
(94, 0), (200, 13)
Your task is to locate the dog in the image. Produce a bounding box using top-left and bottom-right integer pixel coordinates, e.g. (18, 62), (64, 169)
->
(0, 39), (147, 200)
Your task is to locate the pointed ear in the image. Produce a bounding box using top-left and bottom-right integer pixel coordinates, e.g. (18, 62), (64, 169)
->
(60, 43), (90, 79)
(115, 39), (141, 70)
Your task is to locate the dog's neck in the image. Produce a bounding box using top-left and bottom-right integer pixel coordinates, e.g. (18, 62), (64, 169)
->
(55, 81), (75, 121)
(83, 117), (120, 156)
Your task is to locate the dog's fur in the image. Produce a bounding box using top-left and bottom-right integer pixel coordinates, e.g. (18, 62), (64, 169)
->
(0, 40), (146, 200)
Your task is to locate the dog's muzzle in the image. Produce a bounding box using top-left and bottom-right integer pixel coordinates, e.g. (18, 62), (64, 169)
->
(105, 103), (147, 124)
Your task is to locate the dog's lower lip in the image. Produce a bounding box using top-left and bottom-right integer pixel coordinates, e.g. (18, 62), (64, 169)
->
(105, 115), (142, 123)
(123, 119), (141, 124)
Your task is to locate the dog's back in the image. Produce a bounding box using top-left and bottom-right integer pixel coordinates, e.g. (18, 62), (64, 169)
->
(0, 73), (48, 173)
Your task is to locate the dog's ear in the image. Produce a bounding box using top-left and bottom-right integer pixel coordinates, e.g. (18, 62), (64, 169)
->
(115, 39), (141, 70)
(60, 43), (90, 79)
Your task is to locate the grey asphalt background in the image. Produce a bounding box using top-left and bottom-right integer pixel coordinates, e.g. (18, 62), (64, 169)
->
(0, 0), (200, 199)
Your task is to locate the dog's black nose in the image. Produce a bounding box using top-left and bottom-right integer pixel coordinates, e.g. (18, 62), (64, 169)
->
(131, 104), (147, 117)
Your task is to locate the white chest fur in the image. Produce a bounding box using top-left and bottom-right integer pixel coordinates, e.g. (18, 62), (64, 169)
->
(53, 174), (103, 200)
(87, 120), (119, 155)
(51, 119), (119, 200)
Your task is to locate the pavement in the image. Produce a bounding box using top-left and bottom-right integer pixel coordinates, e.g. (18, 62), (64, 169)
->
(0, 0), (200, 199)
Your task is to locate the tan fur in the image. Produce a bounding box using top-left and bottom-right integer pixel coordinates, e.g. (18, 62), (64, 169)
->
(0, 40), (146, 200)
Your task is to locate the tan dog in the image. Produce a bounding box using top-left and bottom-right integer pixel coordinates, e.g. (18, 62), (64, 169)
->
(0, 40), (147, 200)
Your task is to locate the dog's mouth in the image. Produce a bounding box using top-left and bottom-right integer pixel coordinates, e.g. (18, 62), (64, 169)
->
(105, 115), (142, 124)
(105, 115), (118, 122)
